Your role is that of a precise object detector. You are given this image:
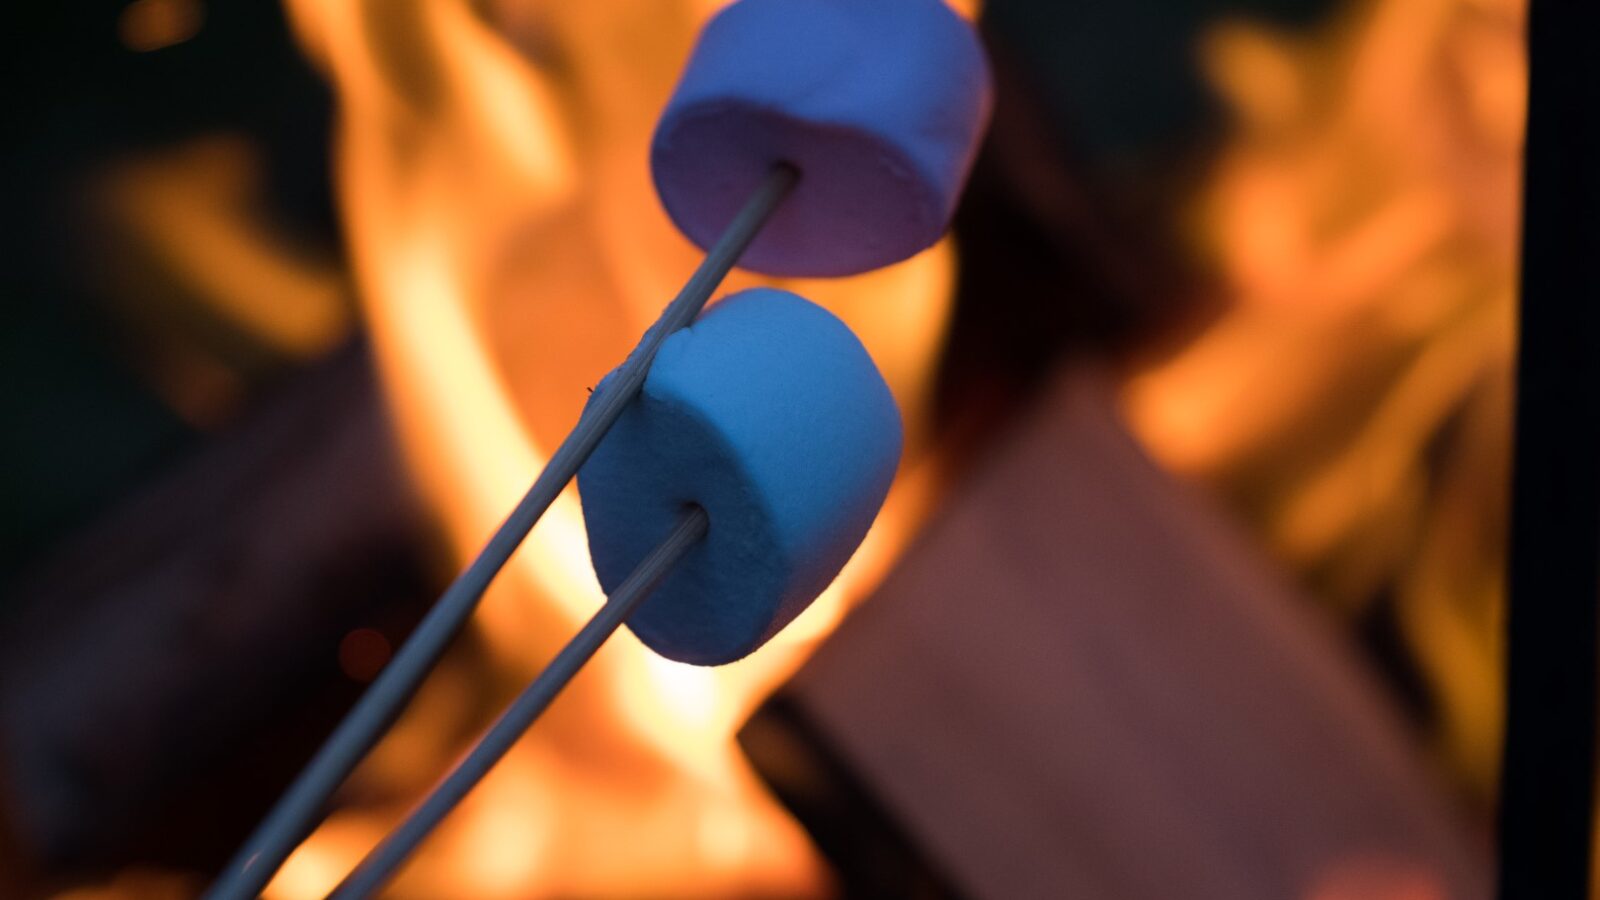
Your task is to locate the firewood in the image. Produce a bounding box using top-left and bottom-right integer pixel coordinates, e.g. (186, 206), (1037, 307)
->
(746, 366), (1490, 899)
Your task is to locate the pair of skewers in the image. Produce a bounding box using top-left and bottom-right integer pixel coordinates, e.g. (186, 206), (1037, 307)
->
(208, 0), (992, 896)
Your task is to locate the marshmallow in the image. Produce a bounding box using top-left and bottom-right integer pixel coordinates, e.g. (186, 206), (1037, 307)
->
(578, 288), (902, 665)
(652, 0), (993, 277)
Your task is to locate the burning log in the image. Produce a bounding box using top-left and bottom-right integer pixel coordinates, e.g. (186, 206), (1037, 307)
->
(744, 366), (1491, 899)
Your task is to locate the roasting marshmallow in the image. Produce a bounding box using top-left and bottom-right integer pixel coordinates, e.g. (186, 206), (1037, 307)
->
(578, 288), (902, 664)
(652, 0), (992, 277)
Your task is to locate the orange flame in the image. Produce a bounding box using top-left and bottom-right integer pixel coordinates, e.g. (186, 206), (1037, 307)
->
(1125, 0), (1524, 802)
(267, 0), (958, 895)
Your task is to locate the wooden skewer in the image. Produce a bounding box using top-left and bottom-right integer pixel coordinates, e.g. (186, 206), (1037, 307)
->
(206, 164), (798, 900)
(330, 506), (710, 899)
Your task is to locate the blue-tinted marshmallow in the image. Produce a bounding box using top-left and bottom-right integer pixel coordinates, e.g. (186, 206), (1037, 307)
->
(652, 0), (993, 277)
(578, 289), (902, 665)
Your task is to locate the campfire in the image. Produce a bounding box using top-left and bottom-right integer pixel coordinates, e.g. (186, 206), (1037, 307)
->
(0, 0), (1545, 896)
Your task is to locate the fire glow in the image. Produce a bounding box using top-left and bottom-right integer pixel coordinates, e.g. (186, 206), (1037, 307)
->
(266, 0), (957, 896)
(1126, 0), (1524, 807)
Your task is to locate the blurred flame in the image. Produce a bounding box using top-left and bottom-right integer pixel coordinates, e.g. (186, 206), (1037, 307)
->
(266, 0), (956, 895)
(101, 137), (350, 359)
(118, 0), (204, 53)
(94, 134), (353, 427)
(1125, 0), (1524, 802)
